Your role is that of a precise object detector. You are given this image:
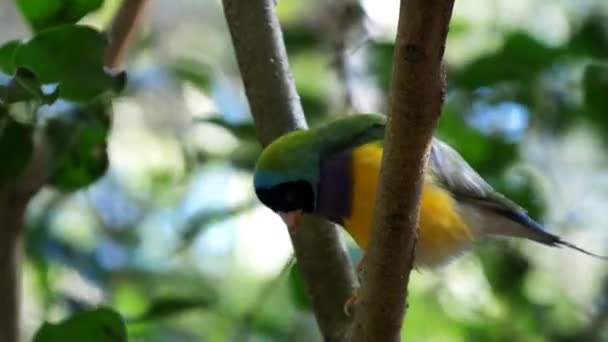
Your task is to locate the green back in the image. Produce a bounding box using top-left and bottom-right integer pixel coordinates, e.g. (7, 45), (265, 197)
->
(253, 113), (387, 190)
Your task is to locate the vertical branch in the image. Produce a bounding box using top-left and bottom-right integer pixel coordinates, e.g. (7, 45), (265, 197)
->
(0, 193), (25, 342)
(222, 0), (357, 340)
(350, 0), (455, 341)
(0, 138), (50, 342)
(290, 215), (357, 340)
(104, 0), (151, 69)
(222, 0), (307, 144)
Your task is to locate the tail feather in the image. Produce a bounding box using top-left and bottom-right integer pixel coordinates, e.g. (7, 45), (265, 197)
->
(491, 206), (608, 261)
(459, 202), (608, 260)
(555, 239), (608, 261)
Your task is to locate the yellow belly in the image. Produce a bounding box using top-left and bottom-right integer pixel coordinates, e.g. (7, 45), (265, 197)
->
(342, 143), (474, 266)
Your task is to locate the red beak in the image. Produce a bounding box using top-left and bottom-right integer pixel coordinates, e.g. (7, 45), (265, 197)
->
(279, 210), (303, 232)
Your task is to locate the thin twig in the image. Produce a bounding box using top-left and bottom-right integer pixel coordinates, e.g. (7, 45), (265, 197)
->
(104, 0), (151, 69)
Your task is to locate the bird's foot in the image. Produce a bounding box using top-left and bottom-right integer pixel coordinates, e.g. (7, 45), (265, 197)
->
(343, 288), (360, 317)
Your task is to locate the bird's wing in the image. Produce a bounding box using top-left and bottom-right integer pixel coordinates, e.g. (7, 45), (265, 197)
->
(429, 138), (608, 260)
(428, 138), (523, 214)
(317, 115), (515, 212)
(428, 138), (565, 246)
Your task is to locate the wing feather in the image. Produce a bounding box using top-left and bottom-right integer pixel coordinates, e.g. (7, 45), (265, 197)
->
(429, 138), (522, 213)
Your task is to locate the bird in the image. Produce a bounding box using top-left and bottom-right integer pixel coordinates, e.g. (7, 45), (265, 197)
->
(253, 113), (607, 268)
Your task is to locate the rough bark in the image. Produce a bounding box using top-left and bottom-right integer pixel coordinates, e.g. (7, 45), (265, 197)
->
(349, 0), (455, 341)
(104, 0), (151, 69)
(222, 0), (358, 340)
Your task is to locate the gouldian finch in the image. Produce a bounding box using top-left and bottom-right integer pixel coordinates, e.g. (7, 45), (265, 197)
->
(253, 113), (606, 267)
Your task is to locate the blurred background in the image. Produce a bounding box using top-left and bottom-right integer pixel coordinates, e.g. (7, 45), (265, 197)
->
(1, 0), (608, 340)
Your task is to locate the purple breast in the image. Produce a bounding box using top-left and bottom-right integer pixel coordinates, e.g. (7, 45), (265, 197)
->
(316, 150), (353, 225)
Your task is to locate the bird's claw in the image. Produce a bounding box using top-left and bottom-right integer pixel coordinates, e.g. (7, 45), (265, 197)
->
(343, 289), (360, 317)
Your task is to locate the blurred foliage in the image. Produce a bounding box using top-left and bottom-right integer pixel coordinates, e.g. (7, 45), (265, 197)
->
(13, 25), (125, 101)
(583, 63), (608, 140)
(288, 263), (311, 310)
(130, 295), (216, 323)
(453, 32), (562, 89)
(0, 40), (20, 73)
(16, 0), (103, 32)
(0, 0), (128, 339)
(0, 0), (605, 341)
(45, 100), (111, 191)
(0, 67), (58, 106)
(0, 116), (33, 186)
(0, 3), (122, 192)
(33, 307), (126, 342)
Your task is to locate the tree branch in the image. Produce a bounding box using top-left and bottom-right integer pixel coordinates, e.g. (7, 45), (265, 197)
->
(0, 192), (25, 342)
(350, 0), (455, 341)
(222, 0), (308, 145)
(104, 0), (151, 69)
(290, 215), (357, 340)
(222, 0), (357, 340)
(0, 130), (51, 342)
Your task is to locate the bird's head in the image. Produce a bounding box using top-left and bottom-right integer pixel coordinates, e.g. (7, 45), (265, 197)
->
(253, 129), (321, 230)
(253, 113), (387, 230)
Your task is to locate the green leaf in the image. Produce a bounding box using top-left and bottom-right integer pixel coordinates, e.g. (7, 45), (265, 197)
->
(33, 307), (127, 342)
(131, 296), (215, 322)
(454, 32), (562, 88)
(0, 68), (59, 105)
(0, 117), (33, 187)
(16, 0), (104, 32)
(13, 25), (126, 102)
(583, 63), (608, 136)
(288, 263), (310, 310)
(46, 100), (110, 191)
(0, 40), (20, 74)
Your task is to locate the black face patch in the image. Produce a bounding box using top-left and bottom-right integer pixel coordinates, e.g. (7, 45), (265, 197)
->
(255, 180), (314, 213)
